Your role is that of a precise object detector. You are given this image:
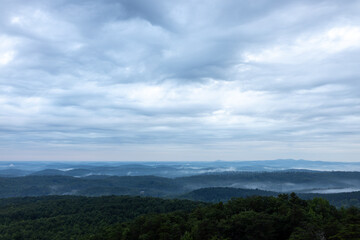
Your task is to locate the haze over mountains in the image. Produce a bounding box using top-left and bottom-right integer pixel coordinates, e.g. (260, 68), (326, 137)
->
(1, 159), (360, 178)
(1, 159), (360, 207)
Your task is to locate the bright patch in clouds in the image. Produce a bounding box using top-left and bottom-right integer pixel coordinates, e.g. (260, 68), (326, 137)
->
(0, 36), (17, 65)
(0, 0), (360, 161)
(243, 26), (360, 64)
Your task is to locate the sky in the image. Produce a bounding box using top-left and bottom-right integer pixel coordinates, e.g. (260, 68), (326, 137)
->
(0, 0), (360, 162)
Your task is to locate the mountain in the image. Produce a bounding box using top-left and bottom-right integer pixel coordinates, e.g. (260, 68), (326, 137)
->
(1, 171), (360, 207)
(180, 187), (278, 202)
(180, 187), (360, 207)
(0, 175), (182, 198)
(29, 169), (67, 176)
(176, 171), (360, 193)
(2, 159), (360, 178)
(0, 169), (30, 177)
(0, 195), (205, 240)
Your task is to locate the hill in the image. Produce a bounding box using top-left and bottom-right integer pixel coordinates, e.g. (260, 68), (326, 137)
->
(1, 171), (360, 198)
(112, 194), (360, 240)
(1, 194), (359, 239)
(180, 187), (360, 208)
(0, 195), (205, 240)
(0, 175), (182, 198)
(1, 172), (360, 208)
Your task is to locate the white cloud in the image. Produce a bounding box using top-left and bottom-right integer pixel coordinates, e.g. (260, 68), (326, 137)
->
(10, 8), (79, 41)
(243, 25), (360, 64)
(0, 35), (17, 66)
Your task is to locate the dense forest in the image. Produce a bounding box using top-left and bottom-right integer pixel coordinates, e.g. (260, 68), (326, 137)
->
(0, 194), (359, 240)
(0, 195), (205, 240)
(0, 175), (181, 198)
(107, 194), (360, 240)
(181, 187), (360, 208)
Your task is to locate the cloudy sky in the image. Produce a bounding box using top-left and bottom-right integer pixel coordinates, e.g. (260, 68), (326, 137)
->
(1, 0), (360, 161)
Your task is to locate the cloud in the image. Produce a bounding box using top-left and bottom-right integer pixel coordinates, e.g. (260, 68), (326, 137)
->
(0, 0), (360, 161)
(243, 26), (360, 64)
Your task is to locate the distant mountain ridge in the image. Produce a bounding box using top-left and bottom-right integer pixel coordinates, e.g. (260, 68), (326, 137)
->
(1, 159), (360, 178)
(1, 160), (360, 207)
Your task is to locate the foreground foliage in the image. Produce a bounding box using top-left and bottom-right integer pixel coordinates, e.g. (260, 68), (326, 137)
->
(0, 194), (359, 240)
(93, 193), (360, 240)
(181, 187), (360, 208)
(0, 195), (205, 240)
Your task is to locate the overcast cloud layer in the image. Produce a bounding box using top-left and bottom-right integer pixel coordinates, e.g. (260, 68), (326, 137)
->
(1, 0), (360, 161)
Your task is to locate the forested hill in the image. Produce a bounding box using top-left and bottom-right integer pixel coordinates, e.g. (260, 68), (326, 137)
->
(180, 187), (360, 208)
(0, 194), (359, 240)
(175, 171), (360, 192)
(181, 187), (279, 202)
(1, 171), (360, 198)
(0, 195), (205, 240)
(112, 194), (360, 240)
(1, 171), (360, 208)
(0, 175), (182, 198)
